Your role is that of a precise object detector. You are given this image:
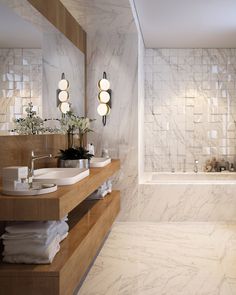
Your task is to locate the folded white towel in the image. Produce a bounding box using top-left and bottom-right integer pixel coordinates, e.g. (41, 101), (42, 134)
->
(5, 221), (57, 235)
(3, 247), (60, 264)
(4, 219), (68, 237)
(3, 234), (56, 247)
(88, 179), (112, 200)
(3, 234), (61, 258)
(56, 220), (69, 239)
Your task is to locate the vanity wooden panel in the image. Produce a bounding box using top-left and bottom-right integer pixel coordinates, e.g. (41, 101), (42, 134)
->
(0, 191), (120, 295)
(27, 0), (86, 54)
(0, 160), (120, 220)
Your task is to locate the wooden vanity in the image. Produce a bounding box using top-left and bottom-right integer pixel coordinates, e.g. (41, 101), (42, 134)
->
(0, 160), (120, 295)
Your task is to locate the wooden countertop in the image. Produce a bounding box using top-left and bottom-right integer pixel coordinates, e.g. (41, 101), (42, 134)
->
(0, 160), (120, 221)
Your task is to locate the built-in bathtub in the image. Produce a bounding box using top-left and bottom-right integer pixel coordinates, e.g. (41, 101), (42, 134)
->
(147, 172), (236, 184)
(139, 172), (236, 222)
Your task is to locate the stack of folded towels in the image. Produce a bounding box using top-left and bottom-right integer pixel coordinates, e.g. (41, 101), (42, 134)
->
(88, 179), (112, 200)
(1, 216), (69, 264)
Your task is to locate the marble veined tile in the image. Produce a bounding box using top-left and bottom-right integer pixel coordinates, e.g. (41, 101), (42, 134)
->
(77, 222), (235, 295)
(61, 0), (136, 34)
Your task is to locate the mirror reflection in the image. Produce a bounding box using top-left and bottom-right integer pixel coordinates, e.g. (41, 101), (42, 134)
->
(0, 2), (85, 135)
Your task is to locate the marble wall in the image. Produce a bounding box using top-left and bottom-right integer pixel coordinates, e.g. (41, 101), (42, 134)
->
(0, 48), (42, 134)
(144, 49), (236, 172)
(86, 32), (139, 221)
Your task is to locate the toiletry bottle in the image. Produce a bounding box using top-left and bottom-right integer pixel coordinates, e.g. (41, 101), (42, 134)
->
(88, 143), (95, 156)
(102, 148), (109, 159)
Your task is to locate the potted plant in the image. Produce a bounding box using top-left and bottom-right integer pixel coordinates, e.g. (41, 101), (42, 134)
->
(57, 111), (94, 168)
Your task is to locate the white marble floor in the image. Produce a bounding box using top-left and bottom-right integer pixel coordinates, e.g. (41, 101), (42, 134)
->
(77, 222), (236, 295)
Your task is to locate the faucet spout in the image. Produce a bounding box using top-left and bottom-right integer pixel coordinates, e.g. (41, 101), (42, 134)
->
(30, 150), (52, 177)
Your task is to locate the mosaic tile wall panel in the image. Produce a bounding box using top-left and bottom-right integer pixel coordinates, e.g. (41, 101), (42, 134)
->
(144, 49), (236, 172)
(0, 48), (42, 134)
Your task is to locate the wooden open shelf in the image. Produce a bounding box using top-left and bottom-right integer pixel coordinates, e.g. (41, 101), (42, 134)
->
(0, 159), (120, 221)
(0, 191), (120, 295)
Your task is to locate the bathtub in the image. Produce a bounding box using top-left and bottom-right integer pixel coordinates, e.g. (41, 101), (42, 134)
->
(139, 171), (236, 222)
(145, 171), (236, 184)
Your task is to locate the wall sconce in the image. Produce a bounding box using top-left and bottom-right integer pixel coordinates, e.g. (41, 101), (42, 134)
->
(58, 73), (70, 114)
(97, 72), (111, 126)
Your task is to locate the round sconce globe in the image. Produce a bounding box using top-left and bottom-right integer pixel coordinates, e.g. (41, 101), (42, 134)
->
(98, 79), (110, 91)
(59, 102), (70, 113)
(58, 90), (69, 102)
(98, 91), (110, 103)
(58, 79), (69, 91)
(97, 103), (109, 116)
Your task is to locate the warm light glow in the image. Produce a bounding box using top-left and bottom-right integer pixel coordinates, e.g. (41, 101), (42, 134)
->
(98, 91), (110, 103)
(58, 90), (69, 102)
(59, 102), (70, 113)
(98, 79), (110, 91)
(97, 103), (109, 116)
(58, 79), (69, 91)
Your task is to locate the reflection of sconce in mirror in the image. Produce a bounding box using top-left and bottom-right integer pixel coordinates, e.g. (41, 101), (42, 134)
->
(58, 73), (70, 114)
(97, 72), (111, 126)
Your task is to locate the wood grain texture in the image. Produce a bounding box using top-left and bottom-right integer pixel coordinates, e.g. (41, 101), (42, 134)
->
(27, 0), (86, 54)
(0, 160), (120, 220)
(0, 191), (120, 295)
(0, 134), (67, 177)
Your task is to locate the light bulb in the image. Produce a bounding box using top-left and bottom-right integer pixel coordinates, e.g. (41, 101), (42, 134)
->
(58, 79), (69, 91)
(97, 103), (109, 116)
(98, 91), (110, 103)
(58, 90), (69, 102)
(59, 102), (70, 113)
(98, 78), (110, 91)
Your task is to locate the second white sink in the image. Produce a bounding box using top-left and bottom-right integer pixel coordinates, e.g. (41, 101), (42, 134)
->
(33, 168), (89, 186)
(90, 157), (111, 168)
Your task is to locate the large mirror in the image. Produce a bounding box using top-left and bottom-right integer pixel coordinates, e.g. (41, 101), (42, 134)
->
(0, 0), (85, 135)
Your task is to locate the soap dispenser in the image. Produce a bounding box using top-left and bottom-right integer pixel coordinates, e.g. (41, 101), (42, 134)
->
(87, 143), (95, 156)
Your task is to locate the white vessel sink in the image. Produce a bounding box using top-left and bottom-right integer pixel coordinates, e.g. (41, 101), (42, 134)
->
(90, 157), (111, 168)
(33, 168), (89, 186)
(2, 184), (57, 196)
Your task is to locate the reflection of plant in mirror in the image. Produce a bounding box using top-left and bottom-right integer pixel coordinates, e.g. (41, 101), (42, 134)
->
(12, 102), (45, 135)
(59, 111), (94, 148)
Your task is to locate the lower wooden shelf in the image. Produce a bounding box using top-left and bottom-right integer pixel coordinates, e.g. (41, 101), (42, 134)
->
(0, 191), (120, 295)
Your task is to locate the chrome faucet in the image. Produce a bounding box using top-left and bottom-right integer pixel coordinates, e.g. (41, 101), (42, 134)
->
(194, 159), (198, 173)
(29, 150), (52, 177)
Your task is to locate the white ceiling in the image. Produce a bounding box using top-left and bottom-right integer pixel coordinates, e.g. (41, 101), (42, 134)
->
(134, 0), (236, 48)
(0, 3), (42, 48)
